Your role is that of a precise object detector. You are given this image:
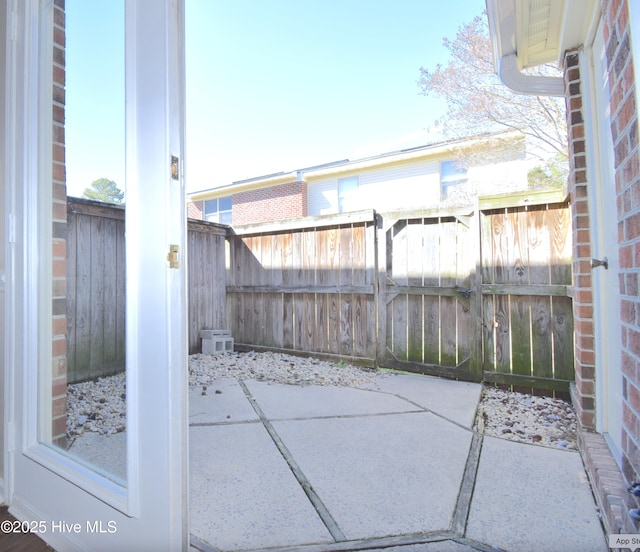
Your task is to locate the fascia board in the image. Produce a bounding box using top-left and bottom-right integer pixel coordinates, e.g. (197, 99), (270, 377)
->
(188, 171), (298, 200)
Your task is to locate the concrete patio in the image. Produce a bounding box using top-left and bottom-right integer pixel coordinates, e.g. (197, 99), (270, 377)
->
(188, 373), (608, 552)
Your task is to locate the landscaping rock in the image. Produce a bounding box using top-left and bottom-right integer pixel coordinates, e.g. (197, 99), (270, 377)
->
(474, 386), (577, 450)
(65, 352), (578, 451)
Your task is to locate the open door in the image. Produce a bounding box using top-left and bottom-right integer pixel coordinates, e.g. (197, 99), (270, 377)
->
(587, 17), (624, 464)
(4, 0), (188, 550)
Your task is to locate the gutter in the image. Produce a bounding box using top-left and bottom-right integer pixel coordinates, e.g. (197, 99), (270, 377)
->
(485, 0), (565, 98)
(498, 54), (565, 97)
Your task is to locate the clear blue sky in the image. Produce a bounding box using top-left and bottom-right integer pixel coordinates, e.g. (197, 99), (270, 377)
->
(65, 0), (486, 198)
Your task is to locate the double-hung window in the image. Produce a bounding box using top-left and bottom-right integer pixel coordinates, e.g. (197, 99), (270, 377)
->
(440, 160), (468, 201)
(204, 196), (232, 224)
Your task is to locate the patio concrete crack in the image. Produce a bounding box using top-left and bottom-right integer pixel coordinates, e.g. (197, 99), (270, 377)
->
(357, 386), (475, 432)
(237, 378), (347, 543)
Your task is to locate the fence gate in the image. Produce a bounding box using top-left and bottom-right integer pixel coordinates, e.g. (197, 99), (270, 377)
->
(377, 191), (574, 392)
(378, 209), (477, 381)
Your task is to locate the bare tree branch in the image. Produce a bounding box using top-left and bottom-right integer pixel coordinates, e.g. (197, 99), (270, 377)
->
(417, 12), (568, 188)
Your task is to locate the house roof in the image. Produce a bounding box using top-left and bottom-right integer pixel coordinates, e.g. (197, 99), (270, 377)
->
(188, 131), (521, 201)
(486, 0), (597, 95)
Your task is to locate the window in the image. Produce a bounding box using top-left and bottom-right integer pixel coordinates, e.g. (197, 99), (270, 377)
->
(338, 176), (358, 212)
(204, 196), (232, 224)
(440, 160), (468, 201)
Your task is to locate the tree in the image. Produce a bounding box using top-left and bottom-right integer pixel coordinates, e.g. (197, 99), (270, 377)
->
(527, 152), (567, 190)
(417, 13), (568, 186)
(82, 178), (125, 204)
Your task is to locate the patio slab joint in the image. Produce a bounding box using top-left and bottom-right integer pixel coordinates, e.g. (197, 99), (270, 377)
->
(238, 379), (347, 543)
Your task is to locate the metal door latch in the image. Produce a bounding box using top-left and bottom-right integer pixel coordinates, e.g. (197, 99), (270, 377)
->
(455, 287), (471, 299)
(591, 257), (608, 270)
(167, 244), (180, 268)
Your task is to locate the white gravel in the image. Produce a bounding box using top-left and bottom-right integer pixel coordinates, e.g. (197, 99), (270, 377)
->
(475, 385), (577, 450)
(189, 350), (384, 388)
(66, 372), (126, 438)
(66, 351), (578, 451)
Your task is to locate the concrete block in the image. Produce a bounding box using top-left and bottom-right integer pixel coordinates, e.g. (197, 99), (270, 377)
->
(200, 329), (234, 354)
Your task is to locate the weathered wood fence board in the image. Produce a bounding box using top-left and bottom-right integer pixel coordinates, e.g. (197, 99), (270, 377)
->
(66, 198), (227, 382)
(67, 199), (126, 383)
(380, 210), (476, 380)
(228, 211), (378, 365)
(187, 219), (227, 354)
(478, 196), (573, 392)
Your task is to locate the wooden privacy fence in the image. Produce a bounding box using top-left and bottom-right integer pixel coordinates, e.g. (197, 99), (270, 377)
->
(67, 189), (574, 392)
(67, 199), (126, 383)
(66, 198), (227, 382)
(227, 189), (574, 392)
(227, 211), (378, 364)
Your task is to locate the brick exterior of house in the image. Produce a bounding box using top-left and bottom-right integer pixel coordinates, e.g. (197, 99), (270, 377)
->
(52, 0), (67, 445)
(605, 0), (640, 531)
(188, 199), (204, 220)
(232, 180), (307, 225)
(566, 0), (640, 535)
(565, 52), (598, 436)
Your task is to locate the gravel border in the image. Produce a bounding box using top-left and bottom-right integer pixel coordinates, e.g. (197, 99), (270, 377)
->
(474, 385), (577, 450)
(66, 351), (578, 451)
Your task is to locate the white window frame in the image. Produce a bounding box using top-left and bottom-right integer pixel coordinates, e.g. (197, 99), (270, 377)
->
(204, 196), (232, 224)
(440, 160), (468, 200)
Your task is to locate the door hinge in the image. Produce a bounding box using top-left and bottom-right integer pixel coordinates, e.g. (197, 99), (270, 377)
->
(167, 244), (180, 269)
(171, 156), (180, 181)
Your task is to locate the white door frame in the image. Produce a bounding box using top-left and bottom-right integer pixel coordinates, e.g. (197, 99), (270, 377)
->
(582, 11), (624, 464)
(4, 0), (188, 549)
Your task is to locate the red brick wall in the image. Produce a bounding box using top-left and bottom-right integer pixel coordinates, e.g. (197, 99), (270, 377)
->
(565, 0), (640, 534)
(188, 199), (204, 220)
(233, 181), (307, 225)
(604, 0), (640, 488)
(564, 51), (597, 432)
(52, 0), (67, 445)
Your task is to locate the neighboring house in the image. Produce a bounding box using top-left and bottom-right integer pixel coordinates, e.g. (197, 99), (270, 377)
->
(488, 0), (640, 536)
(188, 131), (540, 225)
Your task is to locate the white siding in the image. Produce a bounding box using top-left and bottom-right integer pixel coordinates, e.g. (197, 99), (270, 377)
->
(307, 159), (440, 215)
(307, 180), (338, 215)
(306, 154), (531, 216)
(469, 158), (530, 196)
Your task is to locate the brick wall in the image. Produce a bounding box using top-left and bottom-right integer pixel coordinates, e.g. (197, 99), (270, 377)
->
(565, 0), (640, 535)
(604, 0), (640, 491)
(188, 199), (203, 220)
(233, 181), (307, 225)
(52, 0), (67, 445)
(564, 51), (597, 433)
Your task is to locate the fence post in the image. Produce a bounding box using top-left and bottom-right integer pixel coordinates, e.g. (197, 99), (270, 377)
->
(375, 212), (387, 367)
(470, 198), (484, 382)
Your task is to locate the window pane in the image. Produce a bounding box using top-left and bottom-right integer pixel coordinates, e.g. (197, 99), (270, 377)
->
(441, 160), (467, 184)
(58, 0), (127, 484)
(219, 211), (232, 225)
(219, 196), (232, 211)
(204, 199), (218, 215)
